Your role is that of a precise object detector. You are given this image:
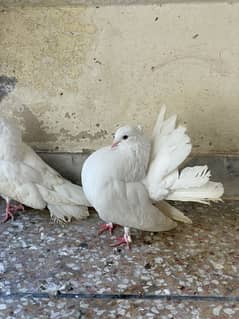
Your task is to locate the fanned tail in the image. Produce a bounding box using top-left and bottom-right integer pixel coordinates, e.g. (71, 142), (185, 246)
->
(147, 106), (224, 205)
(172, 166), (211, 190)
(145, 106), (192, 201)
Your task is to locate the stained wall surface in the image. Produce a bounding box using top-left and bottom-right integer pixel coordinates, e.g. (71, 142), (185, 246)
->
(0, 3), (239, 153)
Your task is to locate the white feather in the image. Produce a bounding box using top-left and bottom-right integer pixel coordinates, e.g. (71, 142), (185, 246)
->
(171, 166), (211, 190)
(166, 181), (224, 204)
(158, 200), (192, 224)
(48, 204), (89, 223)
(53, 183), (90, 207)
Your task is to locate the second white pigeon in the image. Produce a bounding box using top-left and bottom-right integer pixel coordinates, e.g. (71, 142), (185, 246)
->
(0, 117), (90, 222)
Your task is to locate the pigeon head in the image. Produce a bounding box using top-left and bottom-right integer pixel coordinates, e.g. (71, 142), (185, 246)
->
(112, 125), (143, 148)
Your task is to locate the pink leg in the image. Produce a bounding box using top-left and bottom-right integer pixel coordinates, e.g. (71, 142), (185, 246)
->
(2, 201), (25, 223)
(2, 202), (14, 223)
(111, 227), (132, 248)
(98, 222), (116, 235)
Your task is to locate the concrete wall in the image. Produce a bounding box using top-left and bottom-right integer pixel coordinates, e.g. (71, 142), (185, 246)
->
(0, 3), (239, 154)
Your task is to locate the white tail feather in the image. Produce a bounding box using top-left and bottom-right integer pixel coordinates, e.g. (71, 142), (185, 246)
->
(48, 204), (89, 223)
(152, 105), (167, 138)
(172, 166), (211, 190)
(166, 181), (224, 204)
(158, 200), (192, 224)
(147, 128), (191, 186)
(146, 106), (192, 201)
(151, 105), (177, 160)
(36, 183), (89, 206)
(54, 183), (90, 206)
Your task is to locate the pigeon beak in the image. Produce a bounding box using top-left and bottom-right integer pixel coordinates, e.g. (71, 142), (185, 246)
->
(111, 141), (119, 148)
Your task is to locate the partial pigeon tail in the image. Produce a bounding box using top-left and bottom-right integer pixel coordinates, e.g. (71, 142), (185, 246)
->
(53, 183), (90, 207)
(36, 182), (90, 222)
(166, 181), (224, 204)
(158, 201), (192, 224)
(148, 106), (224, 206)
(171, 166), (211, 190)
(48, 204), (89, 223)
(145, 105), (192, 201)
(36, 184), (86, 206)
(165, 165), (224, 204)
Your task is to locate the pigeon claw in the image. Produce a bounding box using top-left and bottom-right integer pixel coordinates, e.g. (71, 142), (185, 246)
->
(2, 209), (14, 223)
(10, 204), (25, 213)
(98, 223), (115, 235)
(1, 203), (25, 223)
(111, 234), (132, 249)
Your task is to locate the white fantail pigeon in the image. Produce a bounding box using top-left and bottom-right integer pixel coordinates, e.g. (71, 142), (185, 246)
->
(81, 106), (224, 247)
(0, 117), (90, 222)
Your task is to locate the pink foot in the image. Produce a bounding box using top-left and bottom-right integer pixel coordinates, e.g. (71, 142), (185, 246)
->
(98, 223), (116, 235)
(111, 233), (132, 249)
(2, 203), (25, 223)
(2, 207), (14, 223)
(10, 204), (25, 213)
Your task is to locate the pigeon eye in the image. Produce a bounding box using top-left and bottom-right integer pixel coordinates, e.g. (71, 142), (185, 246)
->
(122, 135), (128, 140)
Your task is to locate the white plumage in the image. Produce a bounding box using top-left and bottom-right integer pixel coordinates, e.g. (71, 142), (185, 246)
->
(82, 106), (224, 246)
(0, 117), (89, 222)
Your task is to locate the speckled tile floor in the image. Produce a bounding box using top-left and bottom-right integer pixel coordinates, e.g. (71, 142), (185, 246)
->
(0, 200), (238, 318)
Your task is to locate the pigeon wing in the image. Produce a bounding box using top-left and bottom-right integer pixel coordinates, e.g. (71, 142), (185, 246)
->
(0, 159), (45, 209)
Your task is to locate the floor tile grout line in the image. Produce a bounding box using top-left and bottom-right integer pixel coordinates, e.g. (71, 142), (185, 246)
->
(0, 293), (238, 302)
